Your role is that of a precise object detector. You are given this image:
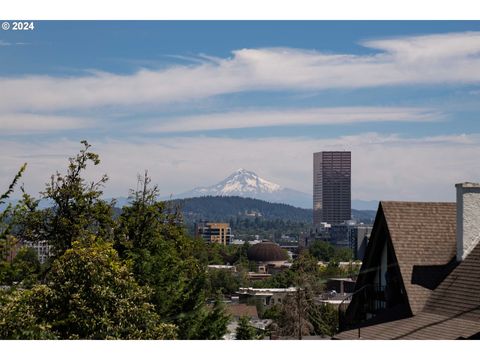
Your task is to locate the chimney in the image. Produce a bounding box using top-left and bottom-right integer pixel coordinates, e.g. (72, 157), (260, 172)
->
(456, 182), (480, 261)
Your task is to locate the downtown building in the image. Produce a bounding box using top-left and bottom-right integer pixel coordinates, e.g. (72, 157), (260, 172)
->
(313, 151), (351, 226)
(194, 222), (233, 246)
(329, 221), (372, 260)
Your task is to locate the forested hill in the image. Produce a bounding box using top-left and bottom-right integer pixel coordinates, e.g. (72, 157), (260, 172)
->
(167, 196), (376, 224)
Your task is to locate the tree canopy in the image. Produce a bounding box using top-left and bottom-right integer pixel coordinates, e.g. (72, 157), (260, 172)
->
(235, 316), (257, 340)
(0, 142), (229, 340)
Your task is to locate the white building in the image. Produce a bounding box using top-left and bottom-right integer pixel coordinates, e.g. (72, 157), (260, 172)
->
(24, 240), (51, 264)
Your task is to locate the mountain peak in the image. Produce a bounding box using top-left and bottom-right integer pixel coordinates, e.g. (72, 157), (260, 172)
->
(174, 169), (312, 208)
(233, 168), (256, 176)
(219, 169), (282, 194)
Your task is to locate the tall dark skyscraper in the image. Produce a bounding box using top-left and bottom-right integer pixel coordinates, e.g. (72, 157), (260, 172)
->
(313, 151), (351, 225)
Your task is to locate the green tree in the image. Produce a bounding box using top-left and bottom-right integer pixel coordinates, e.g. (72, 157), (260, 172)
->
(0, 163), (27, 240)
(0, 164), (27, 286)
(262, 304), (281, 321)
(252, 269), (295, 289)
(187, 298), (230, 340)
(334, 247), (353, 262)
(309, 303), (339, 337)
(1, 143), (233, 339)
(0, 239), (177, 340)
(309, 240), (335, 262)
(15, 141), (114, 259)
(236, 316), (257, 340)
(204, 243), (225, 264)
(206, 268), (241, 296)
(9, 246), (41, 286)
(274, 251), (323, 339)
(115, 172), (229, 339)
(0, 285), (57, 339)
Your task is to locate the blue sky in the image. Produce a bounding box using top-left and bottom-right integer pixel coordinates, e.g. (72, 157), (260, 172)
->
(1, 21), (480, 202)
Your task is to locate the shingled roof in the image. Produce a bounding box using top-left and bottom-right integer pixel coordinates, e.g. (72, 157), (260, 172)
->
(380, 201), (457, 314)
(423, 237), (480, 321)
(335, 311), (480, 340)
(335, 201), (480, 340)
(335, 240), (480, 339)
(225, 304), (259, 319)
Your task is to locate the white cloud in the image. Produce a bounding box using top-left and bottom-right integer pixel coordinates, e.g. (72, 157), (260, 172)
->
(362, 32), (480, 62)
(149, 106), (442, 133)
(0, 32), (479, 112)
(2, 133), (480, 203)
(0, 113), (92, 134)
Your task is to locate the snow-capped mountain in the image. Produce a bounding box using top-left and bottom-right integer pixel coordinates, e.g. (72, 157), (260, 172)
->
(174, 168), (312, 208)
(194, 168), (282, 195)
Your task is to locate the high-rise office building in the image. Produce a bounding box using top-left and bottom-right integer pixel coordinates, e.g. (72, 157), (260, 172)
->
(313, 151), (351, 225)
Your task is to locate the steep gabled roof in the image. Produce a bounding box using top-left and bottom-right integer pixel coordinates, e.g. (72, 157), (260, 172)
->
(380, 201), (457, 314)
(336, 240), (480, 340)
(336, 201), (480, 340)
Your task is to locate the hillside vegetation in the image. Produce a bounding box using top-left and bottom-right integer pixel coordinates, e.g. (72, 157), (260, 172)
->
(168, 196), (376, 224)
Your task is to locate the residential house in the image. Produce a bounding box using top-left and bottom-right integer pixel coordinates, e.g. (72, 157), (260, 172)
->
(335, 183), (480, 339)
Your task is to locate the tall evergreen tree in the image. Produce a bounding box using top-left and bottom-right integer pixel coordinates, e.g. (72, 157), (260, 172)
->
(115, 172), (229, 339)
(275, 251), (323, 339)
(235, 316), (257, 340)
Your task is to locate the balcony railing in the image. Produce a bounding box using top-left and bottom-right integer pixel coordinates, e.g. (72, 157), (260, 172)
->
(338, 284), (387, 333)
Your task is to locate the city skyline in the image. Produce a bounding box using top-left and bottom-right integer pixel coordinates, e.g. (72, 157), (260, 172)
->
(2, 21), (480, 202)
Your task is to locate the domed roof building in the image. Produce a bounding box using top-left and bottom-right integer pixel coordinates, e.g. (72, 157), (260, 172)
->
(247, 241), (289, 269)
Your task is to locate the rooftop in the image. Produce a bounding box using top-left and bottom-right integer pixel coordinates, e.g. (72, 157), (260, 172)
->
(238, 287), (297, 295)
(372, 201), (456, 314)
(336, 200), (480, 340)
(225, 304), (259, 319)
(247, 241), (289, 262)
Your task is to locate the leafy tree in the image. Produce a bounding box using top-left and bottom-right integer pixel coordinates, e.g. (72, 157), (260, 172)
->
(261, 305), (281, 321)
(310, 241), (354, 262)
(251, 269), (295, 289)
(8, 246), (41, 286)
(206, 268), (241, 296)
(0, 261), (11, 285)
(0, 239), (177, 339)
(0, 285), (57, 339)
(0, 143), (233, 339)
(204, 243), (226, 264)
(15, 141), (114, 259)
(309, 240), (335, 262)
(291, 251), (321, 275)
(334, 247), (353, 262)
(236, 316), (257, 340)
(237, 241), (250, 261)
